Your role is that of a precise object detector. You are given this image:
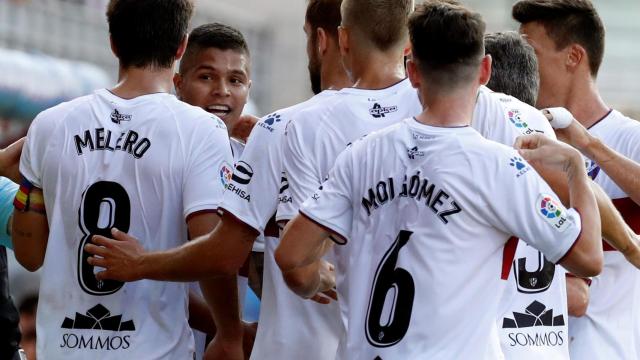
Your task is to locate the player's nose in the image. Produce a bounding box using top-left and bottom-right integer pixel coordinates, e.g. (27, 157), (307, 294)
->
(211, 79), (231, 97)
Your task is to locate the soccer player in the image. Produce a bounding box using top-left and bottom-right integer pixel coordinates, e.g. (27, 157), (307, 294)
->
(513, 0), (640, 358)
(172, 22), (258, 359)
(11, 1), (233, 359)
(275, 2), (602, 358)
(85, 1), (351, 359)
(485, 31), (570, 359)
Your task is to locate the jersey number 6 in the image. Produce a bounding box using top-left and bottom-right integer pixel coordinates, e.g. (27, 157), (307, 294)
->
(366, 230), (415, 348)
(77, 181), (131, 296)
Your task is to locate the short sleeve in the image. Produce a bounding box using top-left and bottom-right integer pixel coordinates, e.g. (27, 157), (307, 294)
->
(20, 114), (53, 188)
(481, 148), (582, 263)
(220, 113), (287, 233)
(276, 119), (322, 222)
(183, 121), (233, 220)
(299, 146), (355, 244)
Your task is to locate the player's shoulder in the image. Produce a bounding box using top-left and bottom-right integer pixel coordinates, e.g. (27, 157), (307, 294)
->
(30, 93), (95, 132)
(478, 86), (553, 137)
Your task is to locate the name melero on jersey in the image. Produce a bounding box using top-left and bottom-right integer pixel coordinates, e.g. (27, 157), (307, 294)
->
(361, 170), (462, 224)
(74, 128), (151, 159)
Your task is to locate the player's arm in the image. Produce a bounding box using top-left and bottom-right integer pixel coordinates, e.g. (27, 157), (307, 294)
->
(515, 134), (602, 277)
(533, 163), (640, 268)
(546, 108), (640, 205)
(87, 211), (258, 281)
(275, 214), (336, 302)
(12, 178), (48, 271)
(187, 212), (247, 360)
(566, 274), (590, 317)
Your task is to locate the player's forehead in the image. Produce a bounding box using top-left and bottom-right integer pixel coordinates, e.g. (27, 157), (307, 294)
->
(185, 47), (250, 75)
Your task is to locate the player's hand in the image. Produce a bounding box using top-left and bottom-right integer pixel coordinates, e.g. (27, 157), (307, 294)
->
(231, 115), (259, 143)
(310, 260), (338, 305)
(514, 134), (584, 178)
(0, 137), (24, 183)
(84, 228), (146, 282)
(542, 108), (595, 157)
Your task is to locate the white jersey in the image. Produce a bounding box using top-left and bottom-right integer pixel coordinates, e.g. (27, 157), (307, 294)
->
(276, 78), (422, 222)
(473, 87), (570, 359)
(20, 89), (232, 359)
(220, 90), (340, 360)
(301, 118), (582, 360)
(569, 109), (640, 360)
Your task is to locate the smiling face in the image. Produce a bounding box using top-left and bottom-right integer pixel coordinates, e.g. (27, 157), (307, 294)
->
(175, 47), (251, 129)
(520, 22), (570, 109)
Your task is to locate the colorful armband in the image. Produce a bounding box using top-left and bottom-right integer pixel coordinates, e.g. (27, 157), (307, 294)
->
(13, 178), (46, 214)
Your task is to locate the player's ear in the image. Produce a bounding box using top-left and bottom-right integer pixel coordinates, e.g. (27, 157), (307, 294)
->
(317, 27), (328, 56)
(175, 35), (189, 60)
(338, 25), (349, 57)
(479, 55), (492, 86)
(173, 73), (183, 97)
(406, 58), (420, 89)
(109, 36), (119, 58)
(566, 44), (586, 74)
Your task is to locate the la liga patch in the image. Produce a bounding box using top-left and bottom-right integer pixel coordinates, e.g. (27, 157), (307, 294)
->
(537, 194), (571, 233)
(219, 162), (233, 189)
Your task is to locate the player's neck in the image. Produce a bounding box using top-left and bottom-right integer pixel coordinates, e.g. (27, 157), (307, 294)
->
(415, 88), (475, 128)
(321, 56), (352, 91)
(111, 66), (175, 99)
(349, 52), (406, 90)
(565, 77), (610, 129)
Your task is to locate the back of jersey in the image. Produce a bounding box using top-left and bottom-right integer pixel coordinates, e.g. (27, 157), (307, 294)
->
(300, 119), (581, 360)
(277, 78), (422, 222)
(20, 89), (232, 359)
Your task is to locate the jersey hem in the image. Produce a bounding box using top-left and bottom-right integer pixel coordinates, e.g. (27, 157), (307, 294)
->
(218, 205), (263, 234)
(555, 209), (584, 265)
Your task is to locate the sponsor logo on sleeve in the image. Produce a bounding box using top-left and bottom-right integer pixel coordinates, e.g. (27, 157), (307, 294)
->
(219, 162), (233, 189)
(369, 103), (398, 118)
(537, 194), (570, 232)
(231, 161), (254, 185)
(510, 157), (531, 177)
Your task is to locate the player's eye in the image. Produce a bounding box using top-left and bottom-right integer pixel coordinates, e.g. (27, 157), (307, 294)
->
(230, 77), (245, 85)
(198, 74), (213, 81)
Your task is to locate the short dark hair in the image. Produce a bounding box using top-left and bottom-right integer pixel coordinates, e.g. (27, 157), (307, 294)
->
(179, 23), (250, 74)
(342, 0), (413, 51)
(512, 0), (605, 77)
(485, 31), (539, 106)
(306, 0), (343, 39)
(107, 0), (193, 69)
(408, 0), (485, 92)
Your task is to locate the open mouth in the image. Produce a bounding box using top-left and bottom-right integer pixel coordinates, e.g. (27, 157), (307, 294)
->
(206, 105), (232, 119)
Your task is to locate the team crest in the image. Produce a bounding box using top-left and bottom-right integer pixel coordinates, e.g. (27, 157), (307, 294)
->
(537, 194), (570, 232)
(585, 159), (601, 180)
(219, 162), (233, 189)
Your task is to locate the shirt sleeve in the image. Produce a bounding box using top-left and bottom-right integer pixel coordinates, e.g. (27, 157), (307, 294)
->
(183, 119), (233, 220)
(276, 117), (323, 222)
(19, 113), (52, 188)
(480, 147), (582, 263)
(219, 114), (286, 233)
(299, 145), (355, 244)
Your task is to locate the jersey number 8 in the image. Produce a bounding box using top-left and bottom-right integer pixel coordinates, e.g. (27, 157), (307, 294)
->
(77, 181), (131, 296)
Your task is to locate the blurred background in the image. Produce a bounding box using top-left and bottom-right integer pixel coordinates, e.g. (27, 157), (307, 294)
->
(0, 0), (638, 358)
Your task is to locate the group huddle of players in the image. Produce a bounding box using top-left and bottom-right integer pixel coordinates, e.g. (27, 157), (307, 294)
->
(6, 0), (640, 359)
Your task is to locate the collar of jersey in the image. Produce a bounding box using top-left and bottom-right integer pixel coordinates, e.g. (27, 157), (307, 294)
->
(96, 88), (173, 105)
(407, 117), (474, 133)
(339, 78), (409, 96)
